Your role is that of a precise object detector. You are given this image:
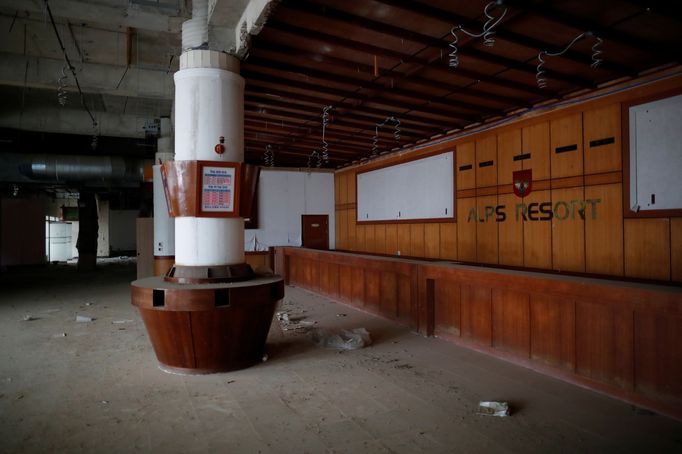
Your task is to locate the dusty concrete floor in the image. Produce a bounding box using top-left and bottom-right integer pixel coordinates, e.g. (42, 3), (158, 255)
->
(1, 261), (681, 454)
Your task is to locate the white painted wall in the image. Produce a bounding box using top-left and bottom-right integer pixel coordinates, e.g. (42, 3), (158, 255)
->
(245, 169), (335, 251)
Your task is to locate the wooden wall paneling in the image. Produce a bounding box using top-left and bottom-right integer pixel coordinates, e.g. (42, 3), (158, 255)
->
(492, 289), (530, 357)
(634, 312), (682, 401)
(523, 190), (552, 269)
(310, 259), (320, 291)
(318, 261), (330, 296)
(338, 264), (353, 302)
(337, 209), (348, 249)
(355, 224), (366, 252)
(585, 184), (624, 276)
(497, 128), (522, 185)
(550, 113), (584, 178)
(583, 103), (621, 174)
(351, 266), (365, 308)
(410, 223), (425, 258)
(335, 210), (342, 250)
(476, 135), (498, 188)
(385, 224), (398, 255)
(347, 208), (357, 251)
(456, 142), (476, 190)
(670, 218), (682, 282)
(551, 187), (586, 272)
(434, 279), (461, 337)
(439, 223), (457, 260)
(374, 224), (387, 255)
(347, 171), (356, 204)
(457, 198), (477, 262)
(365, 224), (376, 253)
(575, 300), (633, 389)
(364, 269), (381, 313)
(379, 271), (398, 318)
(461, 285), (492, 346)
(334, 173), (341, 204)
(530, 294), (575, 371)
(522, 121), (551, 180)
(476, 195), (499, 264)
(498, 193), (524, 266)
(397, 274), (413, 326)
(624, 218), (671, 280)
(397, 224), (412, 257)
(328, 262), (340, 298)
(424, 223), (441, 259)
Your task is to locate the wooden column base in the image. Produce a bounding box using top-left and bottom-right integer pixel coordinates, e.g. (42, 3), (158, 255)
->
(131, 275), (284, 374)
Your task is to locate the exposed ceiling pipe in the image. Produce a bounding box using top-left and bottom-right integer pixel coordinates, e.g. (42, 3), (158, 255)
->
(182, 0), (209, 50)
(18, 154), (151, 182)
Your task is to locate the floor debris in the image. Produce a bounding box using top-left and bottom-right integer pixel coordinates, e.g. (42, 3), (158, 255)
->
(310, 327), (372, 350)
(53, 333), (67, 338)
(276, 311), (316, 332)
(76, 315), (95, 323)
(22, 315), (39, 321)
(111, 319), (133, 324)
(478, 401), (510, 417)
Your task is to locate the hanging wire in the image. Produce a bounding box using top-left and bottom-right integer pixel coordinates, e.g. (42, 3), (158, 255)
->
(449, 1), (507, 68)
(536, 32), (603, 89)
(57, 63), (69, 106)
(264, 144), (274, 167)
(371, 116), (401, 157)
(321, 105), (333, 163)
(591, 36), (604, 68)
(307, 150), (321, 170)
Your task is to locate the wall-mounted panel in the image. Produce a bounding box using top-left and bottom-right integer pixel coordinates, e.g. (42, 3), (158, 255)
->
(523, 190), (552, 269)
(374, 224), (386, 255)
(551, 187), (585, 272)
(550, 113), (583, 178)
(498, 193), (523, 266)
(457, 198), (477, 262)
(476, 136), (497, 188)
(492, 289), (530, 357)
(530, 294), (575, 370)
(440, 223), (457, 260)
(585, 184), (624, 276)
(356, 152), (454, 221)
(365, 224), (375, 253)
(476, 195), (498, 264)
(435, 280), (461, 337)
(522, 122), (550, 180)
(584, 103), (621, 174)
(410, 224), (425, 258)
(456, 142), (476, 190)
(397, 224), (411, 257)
(497, 128), (522, 185)
(424, 223), (440, 259)
(624, 218), (671, 280)
(385, 224), (398, 255)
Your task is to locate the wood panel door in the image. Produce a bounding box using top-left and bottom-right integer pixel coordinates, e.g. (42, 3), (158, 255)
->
(302, 215), (329, 250)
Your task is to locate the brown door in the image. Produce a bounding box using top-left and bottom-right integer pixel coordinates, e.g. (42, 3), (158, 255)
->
(302, 215), (329, 250)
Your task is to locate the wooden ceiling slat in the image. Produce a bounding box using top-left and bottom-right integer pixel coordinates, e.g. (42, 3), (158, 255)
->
(268, 20), (548, 98)
(372, 0), (637, 77)
(283, 0), (594, 88)
(245, 123), (381, 152)
(242, 58), (498, 115)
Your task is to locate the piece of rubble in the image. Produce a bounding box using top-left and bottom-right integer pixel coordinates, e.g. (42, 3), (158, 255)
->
(478, 401), (510, 417)
(22, 315), (38, 321)
(76, 315), (95, 323)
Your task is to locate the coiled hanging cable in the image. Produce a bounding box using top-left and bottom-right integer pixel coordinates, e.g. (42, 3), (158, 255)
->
(449, 1), (507, 69)
(372, 116), (401, 157)
(591, 36), (603, 68)
(90, 121), (99, 151)
(307, 150), (321, 170)
(321, 105), (332, 163)
(264, 144), (274, 167)
(57, 63), (69, 106)
(536, 32), (603, 89)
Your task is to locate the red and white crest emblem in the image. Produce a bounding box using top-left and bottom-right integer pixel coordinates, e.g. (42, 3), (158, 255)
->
(513, 169), (532, 198)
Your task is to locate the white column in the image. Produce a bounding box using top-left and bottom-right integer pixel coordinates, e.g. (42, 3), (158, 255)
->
(173, 50), (245, 267)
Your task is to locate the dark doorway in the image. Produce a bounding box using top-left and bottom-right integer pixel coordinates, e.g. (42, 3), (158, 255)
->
(301, 214), (329, 250)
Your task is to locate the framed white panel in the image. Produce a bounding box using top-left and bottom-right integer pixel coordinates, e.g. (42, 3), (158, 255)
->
(629, 94), (682, 211)
(356, 151), (454, 221)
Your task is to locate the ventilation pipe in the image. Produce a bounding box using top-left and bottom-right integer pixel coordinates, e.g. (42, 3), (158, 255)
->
(181, 0), (209, 50)
(20, 154), (149, 182)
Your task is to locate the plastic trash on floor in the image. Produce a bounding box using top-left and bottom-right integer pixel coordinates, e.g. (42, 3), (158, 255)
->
(310, 327), (372, 350)
(478, 401), (510, 417)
